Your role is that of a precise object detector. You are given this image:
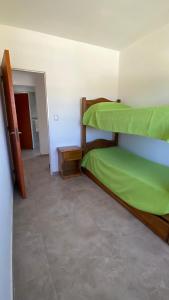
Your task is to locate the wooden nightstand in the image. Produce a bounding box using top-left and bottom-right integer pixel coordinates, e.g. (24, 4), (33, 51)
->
(57, 146), (82, 179)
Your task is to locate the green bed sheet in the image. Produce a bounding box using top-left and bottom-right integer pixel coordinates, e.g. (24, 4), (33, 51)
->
(81, 147), (169, 215)
(83, 102), (169, 142)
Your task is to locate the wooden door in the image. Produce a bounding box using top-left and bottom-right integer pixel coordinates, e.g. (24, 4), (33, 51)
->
(15, 93), (33, 149)
(1, 50), (26, 198)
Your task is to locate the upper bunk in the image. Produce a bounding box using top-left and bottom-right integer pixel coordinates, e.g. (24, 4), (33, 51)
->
(83, 99), (169, 142)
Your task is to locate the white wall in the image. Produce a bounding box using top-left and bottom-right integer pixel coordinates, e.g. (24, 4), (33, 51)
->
(28, 92), (40, 149)
(0, 24), (119, 172)
(119, 23), (169, 166)
(14, 85), (35, 93)
(34, 74), (49, 154)
(13, 70), (49, 155)
(0, 88), (13, 300)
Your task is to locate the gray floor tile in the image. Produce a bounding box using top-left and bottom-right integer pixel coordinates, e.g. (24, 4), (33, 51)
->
(14, 273), (58, 300)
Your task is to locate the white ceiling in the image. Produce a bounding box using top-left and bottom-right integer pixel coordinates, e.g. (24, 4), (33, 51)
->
(1, 0), (169, 50)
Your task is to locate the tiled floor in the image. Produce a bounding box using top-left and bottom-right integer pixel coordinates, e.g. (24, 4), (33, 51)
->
(13, 155), (169, 300)
(22, 148), (40, 161)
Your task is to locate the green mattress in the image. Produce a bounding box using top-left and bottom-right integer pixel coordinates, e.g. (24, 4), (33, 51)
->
(83, 102), (169, 142)
(81, 147), (169, 215)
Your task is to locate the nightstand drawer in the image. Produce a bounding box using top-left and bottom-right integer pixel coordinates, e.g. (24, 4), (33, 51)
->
(63, 150), (82, 161)
(57, 146), (82, 179)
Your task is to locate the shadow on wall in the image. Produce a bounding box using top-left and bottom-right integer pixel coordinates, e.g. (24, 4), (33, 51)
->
(119, 134), (169, 167)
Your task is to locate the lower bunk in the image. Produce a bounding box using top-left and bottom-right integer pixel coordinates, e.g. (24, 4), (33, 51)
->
(81, 146), (169, 244)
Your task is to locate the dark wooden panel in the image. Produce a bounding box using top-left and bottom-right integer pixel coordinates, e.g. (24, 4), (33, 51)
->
(63, 150), (82, 161)
(1, 49), (26, 198)
(15, 93), (33, 149)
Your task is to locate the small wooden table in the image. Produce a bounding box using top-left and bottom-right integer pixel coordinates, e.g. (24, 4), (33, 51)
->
(57, 146), (82, 179)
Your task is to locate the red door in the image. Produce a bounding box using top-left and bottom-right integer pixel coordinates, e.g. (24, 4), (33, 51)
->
(1, 50), (26, 198)
(15, 93), (33, 149)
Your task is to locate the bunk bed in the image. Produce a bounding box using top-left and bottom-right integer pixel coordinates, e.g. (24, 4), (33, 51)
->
(81, 97), (169, 244)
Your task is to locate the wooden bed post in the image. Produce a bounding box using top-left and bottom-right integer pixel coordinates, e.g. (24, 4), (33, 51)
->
(81, 97), (87, 153)
(114, 99), (121, 145)
(81, 97), (122, 155)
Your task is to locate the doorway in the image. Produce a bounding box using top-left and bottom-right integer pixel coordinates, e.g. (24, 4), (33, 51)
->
(13, 70), (49, 162)
(14, 90), (40, 160)
(1, 50), (50, 198)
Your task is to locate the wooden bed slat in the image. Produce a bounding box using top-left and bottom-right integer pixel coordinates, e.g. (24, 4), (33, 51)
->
(83, 139), (116, 153)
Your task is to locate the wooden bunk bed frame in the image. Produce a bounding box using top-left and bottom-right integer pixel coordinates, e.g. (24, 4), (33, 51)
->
(81, 97), (169, 244)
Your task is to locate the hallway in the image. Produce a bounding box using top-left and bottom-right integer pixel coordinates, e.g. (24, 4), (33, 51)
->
(13, 156), (169, 300)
